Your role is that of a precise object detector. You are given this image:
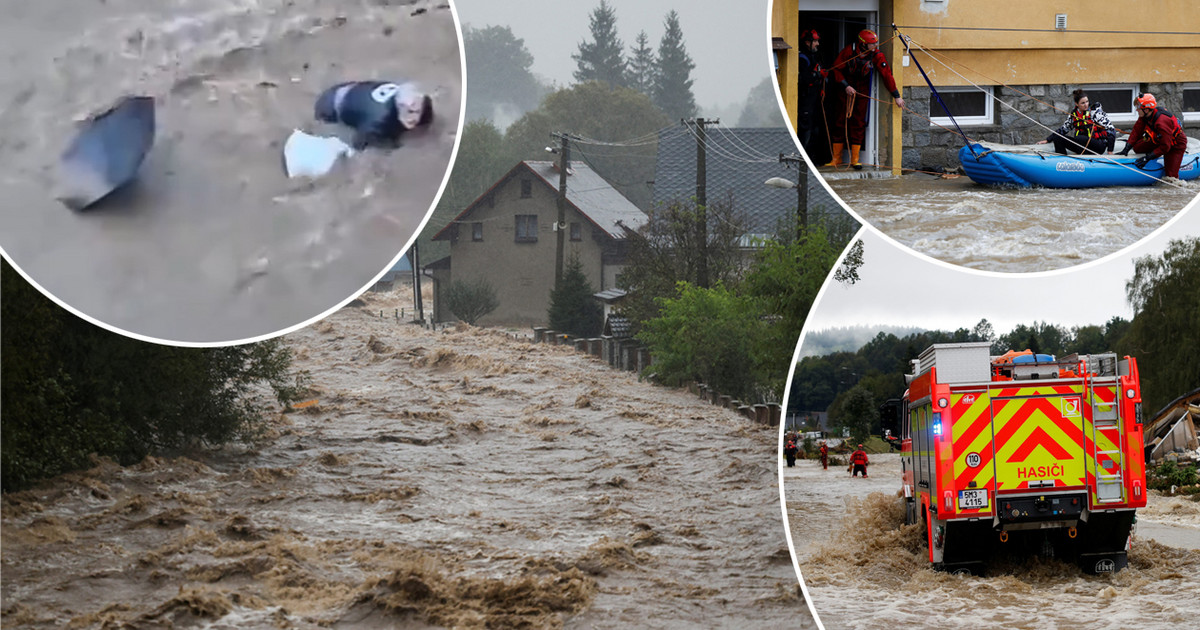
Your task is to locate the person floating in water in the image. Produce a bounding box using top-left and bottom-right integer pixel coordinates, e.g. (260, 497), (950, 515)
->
(314, 81), (434, 149)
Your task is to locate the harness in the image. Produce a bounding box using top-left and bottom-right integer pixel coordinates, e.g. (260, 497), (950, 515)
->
(798, 50), (823, 91)
(840, 45), (884, 84)
(1069, 109), (1107, 140)
(1141, 108), (1188, 146)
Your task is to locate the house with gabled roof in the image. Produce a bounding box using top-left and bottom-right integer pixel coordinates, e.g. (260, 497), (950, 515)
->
(429, 160), (647, 326)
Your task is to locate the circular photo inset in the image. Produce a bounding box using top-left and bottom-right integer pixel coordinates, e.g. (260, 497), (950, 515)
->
(780, 209), (1200, 628)
(770, 2), (1200, 272)
(0, 0), (463, 344)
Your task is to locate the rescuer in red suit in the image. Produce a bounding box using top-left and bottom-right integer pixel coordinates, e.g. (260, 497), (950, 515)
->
(1118, 92), (1189, 179)
(849, 444), (870, 477)
(826, 29), (905, 170)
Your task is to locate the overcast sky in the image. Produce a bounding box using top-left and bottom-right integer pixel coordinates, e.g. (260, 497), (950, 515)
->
(454, 0), (771, 112)
(804, 198), (1200, 339)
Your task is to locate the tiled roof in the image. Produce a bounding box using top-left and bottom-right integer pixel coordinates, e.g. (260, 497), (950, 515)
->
(432, 161), (646, 241)
(604, 315), (632, 339)
(524, 161), (646, 238)
(653, 126), (842, 237)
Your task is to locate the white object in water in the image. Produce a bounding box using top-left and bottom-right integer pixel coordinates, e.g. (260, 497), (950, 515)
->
(283, 129), (355, 178)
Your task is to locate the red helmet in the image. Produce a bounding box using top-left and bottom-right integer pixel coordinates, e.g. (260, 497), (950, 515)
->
(1135, 93), (1157, 110)
(858, 29), (878, 45)
(801, 29), (820, 42)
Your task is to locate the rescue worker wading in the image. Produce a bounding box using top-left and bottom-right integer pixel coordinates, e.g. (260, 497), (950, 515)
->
(1119, 92), (1189, 179)
(849, 444), (869, 478)
(826, 29), (904, 170)
(818, 441), (829, 470)
(795, 29), (825, 155)
(784, 438), (799, 468)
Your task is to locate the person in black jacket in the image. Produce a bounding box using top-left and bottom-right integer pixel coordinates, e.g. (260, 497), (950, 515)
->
(314, 81), (434, 149)
(795, 29), (825, 154)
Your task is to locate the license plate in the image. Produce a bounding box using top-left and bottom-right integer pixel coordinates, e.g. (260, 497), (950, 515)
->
(958, 489), (988, 510)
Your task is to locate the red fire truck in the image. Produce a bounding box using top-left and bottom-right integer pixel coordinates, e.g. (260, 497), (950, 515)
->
(882, 342), (1146, 575)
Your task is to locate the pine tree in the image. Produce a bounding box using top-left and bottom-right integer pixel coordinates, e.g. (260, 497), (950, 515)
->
(572, 1), (627, 88)
(627, 31), (656, 97)
(548, 255), (603, 338)
(652, 11), (697, 120)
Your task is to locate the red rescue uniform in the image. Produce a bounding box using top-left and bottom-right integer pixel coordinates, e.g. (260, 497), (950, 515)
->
(829, 45), (900, 145)
(850, 448), (870, 477)
(1127, 107), (1188, 179)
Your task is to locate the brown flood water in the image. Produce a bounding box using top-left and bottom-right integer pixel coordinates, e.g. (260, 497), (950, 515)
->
(829, 174), (1200, 272)
(0, 0), (460, 343)
(1, 290), (808, 628)
(783, 453), (1200, 629)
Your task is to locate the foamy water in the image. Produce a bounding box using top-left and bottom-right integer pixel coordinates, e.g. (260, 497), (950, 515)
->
(783, 453), (1200, 629)
(0, 0), (460, 342)
(829, 175), (1200, 272)
(1, 290), (808, 628)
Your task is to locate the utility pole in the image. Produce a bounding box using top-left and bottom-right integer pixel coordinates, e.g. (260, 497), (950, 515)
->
(409, 241), (423, 324)
(779, 152), (808, 240)
(551, 132), (572, 288)
(686, 117), (718, 288)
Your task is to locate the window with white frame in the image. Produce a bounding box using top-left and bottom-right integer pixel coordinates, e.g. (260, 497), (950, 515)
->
(1078, 84), (1139, 125)
(928, 86), (993, 127)
(1183, 84), (1200, 122)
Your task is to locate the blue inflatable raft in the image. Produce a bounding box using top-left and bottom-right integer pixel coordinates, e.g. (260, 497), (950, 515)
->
(958, 138), (1200, 188)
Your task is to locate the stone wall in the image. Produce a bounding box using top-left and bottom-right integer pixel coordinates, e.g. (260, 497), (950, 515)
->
(901, 82), (1199, 171)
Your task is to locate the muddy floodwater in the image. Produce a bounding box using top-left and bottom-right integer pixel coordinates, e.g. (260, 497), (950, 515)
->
(1, 290), (807, 628)
(783, 453), (1200, 629)
(0, 0), (460, 343)
(828, 174), (1200, 272)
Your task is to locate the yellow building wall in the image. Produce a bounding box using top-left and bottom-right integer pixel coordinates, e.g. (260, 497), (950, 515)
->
(772, 0), (799, 129)
(891, 0), (1200, 86)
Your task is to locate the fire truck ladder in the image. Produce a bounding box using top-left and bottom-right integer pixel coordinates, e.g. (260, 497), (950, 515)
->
(1088, 359), (1125, 503)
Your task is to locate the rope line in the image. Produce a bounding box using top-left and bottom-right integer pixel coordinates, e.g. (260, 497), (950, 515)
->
(902, 33), (1188, 189)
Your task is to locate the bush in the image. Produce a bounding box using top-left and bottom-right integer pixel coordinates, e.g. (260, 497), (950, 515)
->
(637, 282), (765, 401)
(444, 278), (499, 325)
(2, 260), (306, 492)
(1148, 461), (1199, 491)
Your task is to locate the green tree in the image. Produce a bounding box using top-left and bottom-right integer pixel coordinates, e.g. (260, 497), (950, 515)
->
(637, 282), (766, 401)
(463, 25), (547, 123)
(1118, 236), (1200, 413)
(548, 255), (603, 337)
(444, 278), (500, 325)
(2, 260), (304, 492)
(830, 384), (877, 443)
(572, 1), (627, 88)
(504, 82), (669, 210)
(627, 31), (656, 97)
(652, 11), (697, 120)
(971, 318), (996, 343)
(737, 77), (786, 127)
(616, 195), (747, 333)
(743, 227), (863, 396)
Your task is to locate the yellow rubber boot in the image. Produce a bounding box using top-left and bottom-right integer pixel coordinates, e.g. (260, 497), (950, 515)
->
(825, 143), (844, 167)
(850, 144), (863, 170)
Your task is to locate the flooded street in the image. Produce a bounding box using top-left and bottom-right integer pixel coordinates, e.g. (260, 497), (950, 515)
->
(1, 290), (806, 628)
(828, 174), (1200, 272)
(783, 453), (1200, 629)
(0, 0), (460, 343)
